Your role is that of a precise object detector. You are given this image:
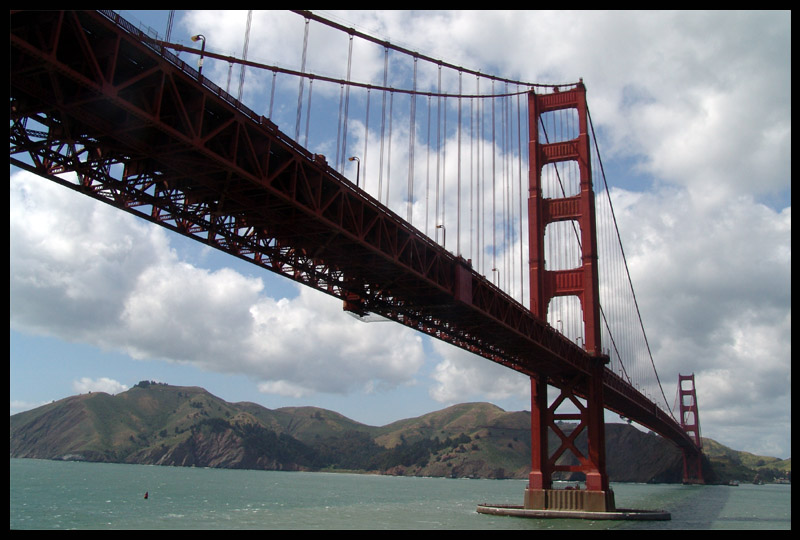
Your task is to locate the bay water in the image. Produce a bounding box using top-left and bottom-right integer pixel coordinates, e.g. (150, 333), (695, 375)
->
(10, 458), (790, 529)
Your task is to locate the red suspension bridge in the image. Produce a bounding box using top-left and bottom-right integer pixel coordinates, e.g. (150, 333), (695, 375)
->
(9, 10), (704, 514)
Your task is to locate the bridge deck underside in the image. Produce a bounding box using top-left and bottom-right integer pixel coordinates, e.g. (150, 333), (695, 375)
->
(9, 10), (697, 453)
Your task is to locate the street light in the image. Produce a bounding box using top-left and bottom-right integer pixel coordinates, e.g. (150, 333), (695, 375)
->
(190, 34), (206, 77)
(348, 156), (360, 188)
(436, 223), (446, 249)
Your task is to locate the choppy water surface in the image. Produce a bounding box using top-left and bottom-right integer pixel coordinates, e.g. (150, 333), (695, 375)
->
(10, 459), (790, 529)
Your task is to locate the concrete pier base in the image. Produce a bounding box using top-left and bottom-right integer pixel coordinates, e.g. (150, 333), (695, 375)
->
(476, 503), (671, 521)
(476, 487), (670, 521)
(523, 487), (616, 513)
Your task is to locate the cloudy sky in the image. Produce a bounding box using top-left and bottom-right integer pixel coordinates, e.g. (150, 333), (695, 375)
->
(10, 10), (790, 460)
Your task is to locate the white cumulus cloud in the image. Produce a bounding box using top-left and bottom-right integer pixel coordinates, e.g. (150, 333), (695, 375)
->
(10, 170), (425, 399)
(72, 377), (129, 395)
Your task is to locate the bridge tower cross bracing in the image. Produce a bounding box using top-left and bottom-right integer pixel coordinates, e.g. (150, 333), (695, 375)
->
(524, 82), (615, 513)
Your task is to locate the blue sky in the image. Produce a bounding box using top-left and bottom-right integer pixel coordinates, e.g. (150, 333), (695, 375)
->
(10, 10), (791, 459)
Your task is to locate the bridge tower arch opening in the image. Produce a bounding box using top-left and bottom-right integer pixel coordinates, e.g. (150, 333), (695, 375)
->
(524, 82), (615, 513)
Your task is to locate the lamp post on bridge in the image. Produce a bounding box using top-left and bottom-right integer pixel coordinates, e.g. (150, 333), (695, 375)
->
(190, 34), (206, 77)
(348, 156), (360, 188)
(436, 223), (446, 249)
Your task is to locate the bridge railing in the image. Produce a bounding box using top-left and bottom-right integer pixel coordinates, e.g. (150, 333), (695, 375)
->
(97, 11), (262, 126)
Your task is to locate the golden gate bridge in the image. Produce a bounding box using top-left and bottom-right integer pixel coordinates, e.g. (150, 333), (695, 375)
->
(9, 9), (704, 516)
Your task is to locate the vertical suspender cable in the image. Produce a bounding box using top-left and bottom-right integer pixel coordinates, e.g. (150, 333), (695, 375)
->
(435, 64), (442, 244)
(378, 46), (388, 204)
(500, 89), (512, 292)
(362, 87), (371, 192)
(517, 89), (524, 304)
(425, 95), (432, 237)
(498, 89), (505, 288)
(335, 83), (344, 169)
(506, 90), (513, 293)
(162, 11), (176, 60)
(441, 90), (447, 248)
(237, 10), (252, 102)
(407, 56), (417, 223)
(165, 10), (175, 41)
(295, 18), (309, 141)
(588, 105), (669, 411)
(510, 92), (516, 293)
(477, 76), (483, 275)
(268, 71), (277, 119)
(503, 86), (510, 292)
(469, 82), (474, 260)
(304, 77), (314, 147)
(339, 32), (354, 173)
(491, 81), (497, 283)
(457, 71), (462, 255)
(386, 91), (394, 205)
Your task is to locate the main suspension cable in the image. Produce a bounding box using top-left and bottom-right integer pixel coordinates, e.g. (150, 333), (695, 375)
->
(155, 39), (577, 100)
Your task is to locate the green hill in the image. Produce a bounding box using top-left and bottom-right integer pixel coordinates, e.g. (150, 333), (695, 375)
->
(701, 437), (791, 484)
(9, 382), (789, 484)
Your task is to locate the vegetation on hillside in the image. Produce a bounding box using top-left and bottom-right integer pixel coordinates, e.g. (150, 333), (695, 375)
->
(702, 438), (791, 484)
(10, 382), (789, 484)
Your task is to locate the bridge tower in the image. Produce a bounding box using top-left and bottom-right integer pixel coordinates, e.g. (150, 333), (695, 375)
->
(524, 82), (615, 512)
(678, 373), (705, 484)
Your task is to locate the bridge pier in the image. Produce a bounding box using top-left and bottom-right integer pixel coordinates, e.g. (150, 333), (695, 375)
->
(481, 367), (675, 520)
(523, 358), (615, 513)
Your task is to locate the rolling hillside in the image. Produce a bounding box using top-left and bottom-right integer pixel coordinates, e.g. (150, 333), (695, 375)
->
(10, 382), (789, 484)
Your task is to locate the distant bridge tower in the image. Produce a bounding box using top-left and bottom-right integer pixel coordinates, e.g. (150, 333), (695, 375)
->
(678, 373), (705, 484)
(524, 82), (614, 513)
